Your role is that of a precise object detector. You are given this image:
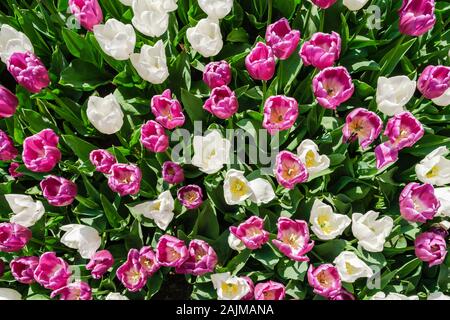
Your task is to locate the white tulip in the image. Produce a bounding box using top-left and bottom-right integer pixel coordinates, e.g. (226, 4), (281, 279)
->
(119, 0), (133, 5)
(371, 292), (419, 300)
(434, 188), (450, 217)
(211, 272), (250, 300)
(93, 19), (136, 61)
(228, 233), (246, 251)
(198, 0), (233, 19)
(351, 211), (393, 253)
(415, 146), (450, 186)
(223, 170), (252, 205)
(0, 24), (33, 64)
(432, 88), (450, 107)
(343, 0), (370, 11)
(191, 130), (231, 174)
(5, 194), (44, 227)
(309, 199), (351, 240)
(376, 76), (416, 116)
(105, 292), (129, 300)
(248, 178), (275, 205)
(186, 18), (223, 58)
(0, 288), (21, 300)
(60, 224), (101, 259)
(131, 0), (171, 37)
(428, 292), (450, 300)
(333, 251), (373, 283)
(130, 40), (169, 84)
(131, 191), (174, 230)
(297, 139), (330, 176)
(87, 94), (124, 135)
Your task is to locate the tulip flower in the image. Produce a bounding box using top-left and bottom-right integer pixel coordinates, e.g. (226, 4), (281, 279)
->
(131, 0), (170, 37)
(266, 18), (300, 60)
(87, 94), (124, 135)
(8, 162), (23, 179)
(86, 250), (114, 279)
(108, 163), (142, 196)
(329, 289), (356, 300)
(51, 281), (92, 300)
(435, 187), (450, 217)
(254, 281), (286, 300)
(156, 235), (189, 268)
(139, 246), (160, 276)
(262, 95), (299, 135)
(313, 66), (354, 109)
(272, 217), (314, 261)
(415, 230), (447, 267)
(175, 239), (218, 276)
(89, 149), (117, 174)
(274, 151), (309, 189)
(93, 19), (136, 60)
(399, 182), (440, 223)
(432, 88), (450, 106)
(162, 161), (184, 185)
(311, 0), (338, 9)
(22, 129), (61, 172)
(192, 130), (231, 174)
(0, 129), (18, 161)
(105, 292), (129, 300)
(307, 264), (342, 298)
(245, 42), (276, 81)
(10, 256), (39, 284)
(68, 0), (103, 31)
(0, 288), (21, 300)
(0, 223), (31, 252)
(5, 194), (44, 227)
(297, 139), (330, 175)
(131, 40), (169, 84)
(342, 108), (383, 150)
(351, 211), (394, 252)
(376, 76), (416, 116)
(241, 277), (255, 300)
(247, 178), (276, 205)
(40, 176), (77, 207)
(151, 89), (185, 130)
(229, 216), (269, 250)
(309, 199), (351, 240)
(203, 60), (232, 89)
(228, 233), (246, 251)
(177, 185), (203, 210)
(187, 18), (223, 58)
(223, 169), (252, 205)
(116, 249), (147, 292)
(0, 85), (18, 118)
(399, 0), (436, 37)
(300, 32), (341, 69)
(343, 0), (370, 10)
(415, 147), (450, 186)
(333, 251), (373, 283)
(34, 252), (71, 290)
(203, 85), (239, 119)
(60, 224), (101, 259)
(417, 65), (450, 99)
(141, 120), (169, 153)
(211, 272), (251, 300)
(7, 51), (49, 93)
(131, 191), (175, 231)
(0, 24), (33, 64)
(198, 0), (233, 19)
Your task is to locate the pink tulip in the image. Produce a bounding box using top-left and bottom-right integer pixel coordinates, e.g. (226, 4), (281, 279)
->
(68, 0), (103, 31)
(262, 95), (299, 135)
(141, 120), (169, 153)
(274, 151), (308, 189)
(0, 223), (31, 252)
(266, 18), (300, 60)
(417, 65), (450, 99)
(151, 89), (185, 130)
(108, 163), (142, 196)
(10, 256), (39, 284)
(300, 32), (341, 70)
(342, 108), (383, 149)
(8, 162), (23, 178)
(51, 281), (92, 300)
(203, 60), (232, 89)
(175, 239), (218, 276)
(34, 252), (71, 290)
(40, 176), (77, 207)
(313, 66), (354, 110)
(272, 217), (314, 261)
(374, 142), (399, 169)
(7, 51), (50, 93)
(162, 161), (184, 185)
(399, 0), (436, 37)
(22, 129), (61, 172)
(245, 42), (276, 81)
(116, 249), (147, 292)
(0, 85), (18, 118)
(311, 0), (338, 9)
(139, 246), (160, 276)
(329, 289), (356, 300)
(0, 129), (18, 161)
(229, 216), (269, 250)
(399, 182), (440, 223)
(89, 149), (116, 174)
(415, 230), (447, 267)
(156, 235), (189, 268)
(254, 281), (286, 300)
(203, 85), (239, 119)
(177, 185), (203, 210)
(86, 250), (114, 279)
(307, 264), (342, 298)
(241, 276), (255, 300)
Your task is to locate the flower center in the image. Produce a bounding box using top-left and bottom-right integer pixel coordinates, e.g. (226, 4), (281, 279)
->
(426, 165), (440, 178)
(221, 282), (239, 296)
(305, 150), (317, 168)
(230, 179), (249, 197)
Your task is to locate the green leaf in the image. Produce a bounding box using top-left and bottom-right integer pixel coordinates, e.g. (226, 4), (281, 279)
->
(59, 59), (112, 91)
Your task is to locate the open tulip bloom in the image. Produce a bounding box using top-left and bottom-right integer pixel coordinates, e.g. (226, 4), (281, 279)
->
(0, 0), (450, 302)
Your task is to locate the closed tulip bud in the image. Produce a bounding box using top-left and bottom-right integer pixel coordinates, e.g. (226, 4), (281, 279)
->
(376, 76), (416, 116)
(68, 0), (103, 31)
(130, 40), (169, 84)
(245, 42), (276, 81)
(175, 239), (218, 276)
(33, 252), (71, 290)
(156, 235), (189, 268)
(23, 129), (61, 172)
(162, 161), (184, 184)
(151, 89), (185, 129)
(266, 18), (300, 60)
(229, 216), (269, 250)
(93, 19), (136, 61)
(139, 246), (160, 276)
(0, 24), (33, 64)
(399, 0), (436, 36)
(86, 250), (114, 279)
(203, 85), (239, 119)
(415, 231), (447, 267)
(51, 281), (92, 300)
(187, 18), (223, 58)
(116, 249), (147, 292)
(7, 51), (49, 93)
(0, 85), (18, 118)
(87, 94), (124, 135)
(399, 182), (440, 223)
(342, 108), (383, 149)
(177, 185), (203, 210)
(307, 264), (342, 298)
(203, 60), (232, 89)
(313, 66), (354, 109)
(10, 256), (39, 284)
(272, 217), (314, 261)
(0, 222), (31, 252)
(131, 0), (170, 37)
(310, 0), (338, 9)
(89, 149), (116, 174)
(40, 176), (77, 207)
(300, 32), (341, 69)
(141, 120), (169, 153)
(262, 95), (298, 135)
(417, 65), (450, 99)
(108, 163), (142, 196)
(0, 129), (18, 161)
(254, 281), (286, 300)
(198, 0), (233, 19)
(274, 151), (308, 189)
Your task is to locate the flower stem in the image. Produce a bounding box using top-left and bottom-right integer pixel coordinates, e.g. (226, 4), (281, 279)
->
(267, 0), (273, 26)
(260, 81), (267, 112)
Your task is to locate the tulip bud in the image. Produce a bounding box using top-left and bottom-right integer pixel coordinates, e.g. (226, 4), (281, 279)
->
(141, 120), (169, 153)
(417, 65), (450, 99)
(108, 163), (142, 196)
(399, 0), (436, 36)
(187, 18), (223, 58)
(151, 89), (185, 129)
(0, 129), (18, 161)
(162, 161), (184, 184)
(266, 18), (300, 60)
(156, 235), (189, 268)
(415, 231), (447, 267)
(198, 0), (233, 19)
(86, 250), (114, 279)
(130, 40), (169, 84)
(87, 94), (124, 135)
(376, 76), (416, 116)
(5, 194), (44, 228)
(93, 19), (136, 61)
(300, 32), (341, 70)
(22, 129), (61, 172)
(307, 264), (342, 298)
(10, 256), (39, 284)
(33, 252), (71, 290)
(68, 0), (103, 31)
(0, 85), (18, 118)
(274, 151), (308, 189)
(203, 60), (232, 89)
(177, 185), (203, 210)
(89, 149), (116, 174)
(40, 176), (78, 207)
(262, 95), (298, 135)
(0, 222), (31, 252)
(203, 85), (239, 119)
(313, 66), (354, 109)
(175, 239), (218, 276)
(245, 42), (276, 81)
(342, 108), (382, 150)
(254, 281), (286, 300)
(7, 51), (50, 93)
(272, 217), (314, 261)
(399, 182), (440, 223)
(229, 216), (269, 250)
(51, 281), (92, 300)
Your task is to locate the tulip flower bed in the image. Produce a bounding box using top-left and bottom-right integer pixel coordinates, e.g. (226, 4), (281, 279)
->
(1, 0), (450, 301)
